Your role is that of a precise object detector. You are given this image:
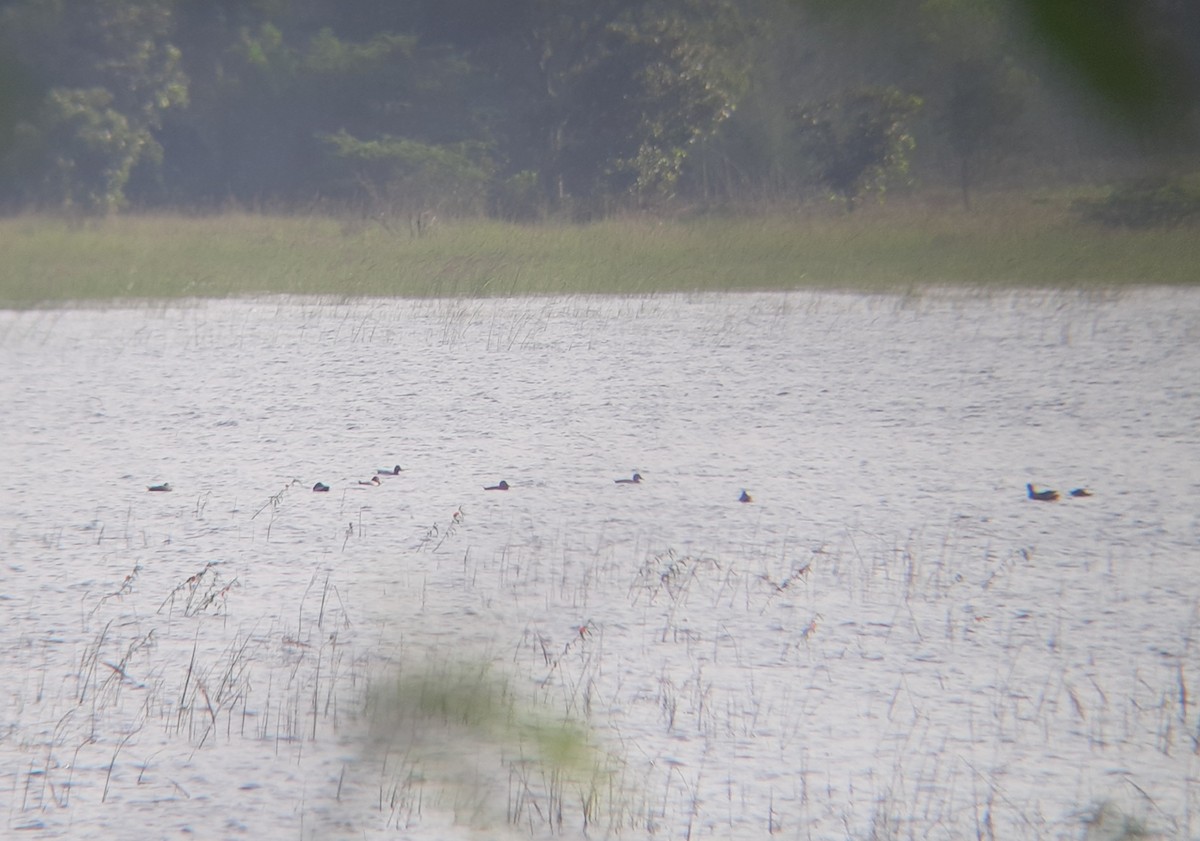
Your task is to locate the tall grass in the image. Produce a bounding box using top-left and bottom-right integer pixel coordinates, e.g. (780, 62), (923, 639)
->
(2, 195), (1198, 306)
(10, 490), (1196, 837)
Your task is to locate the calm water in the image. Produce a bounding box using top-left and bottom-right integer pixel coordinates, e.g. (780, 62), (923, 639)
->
(2, 290), (1199, 840)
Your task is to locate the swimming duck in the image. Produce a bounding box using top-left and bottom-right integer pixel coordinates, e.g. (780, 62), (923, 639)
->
(739, 489), (752, 503)
(359, 476), (382, 486)
(484, 480), (510, 491)
(1026, 483), (1059, 501)
(147, 482), (172, 492)
(1069, 488), (1093, 497)
(614, 472), (643, 484)
(313, 482), (330, 492)
(377, 465), (402, 475)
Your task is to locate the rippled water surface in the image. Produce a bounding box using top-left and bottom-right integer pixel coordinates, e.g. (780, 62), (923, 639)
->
(2, 290), (1199, 840)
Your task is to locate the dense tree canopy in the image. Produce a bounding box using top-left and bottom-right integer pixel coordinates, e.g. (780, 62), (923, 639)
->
(0, 0), (1194, 217)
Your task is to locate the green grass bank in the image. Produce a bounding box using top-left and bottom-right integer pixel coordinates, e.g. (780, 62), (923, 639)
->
(2, 197), (1198, 306)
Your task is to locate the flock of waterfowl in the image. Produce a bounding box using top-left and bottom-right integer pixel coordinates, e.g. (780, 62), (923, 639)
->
(148, 473), (1085, 504)
(1026, 483), (1093, 502)
(147, 469), (757, 502)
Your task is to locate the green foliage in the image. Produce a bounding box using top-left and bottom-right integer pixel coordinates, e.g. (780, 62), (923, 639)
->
(789, 0), (1037, 208)
(10, 88), (149, 213)
(490, 0), (746, 213)
(321, 130), (493, 215)
(232, 23), (298, 93)
(174, 21), (480, 207)
(364, 658), (603, 828)
(1082, 800), (1151, 841)
(0, 54), (38, 165)
(944, 58), (1026, 158)
(0, 0), (189, 125)
(1073, 175), (1200, 228)
(305, 27), (417, 75)
(0, 0), (1196, 217)
(0, 0), (187, 213)
(610, 7), (745, 202)
(371, 660), (595, 770)
(793, 87), (923, 207)
(489, 170), (545, 222)
(943, 56), (1029, 207)
(908, 1), (1031, 206)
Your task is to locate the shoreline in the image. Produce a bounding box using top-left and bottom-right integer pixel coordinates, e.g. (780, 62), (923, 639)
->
(3, 200), (1198, 307)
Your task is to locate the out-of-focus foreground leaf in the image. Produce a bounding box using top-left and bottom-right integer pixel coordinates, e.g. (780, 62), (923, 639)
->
(1012, 0), (1200, 132)
(805, 0), (1200, 137)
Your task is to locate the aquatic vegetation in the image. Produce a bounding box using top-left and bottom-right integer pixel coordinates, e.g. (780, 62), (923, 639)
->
(1, 292), (1196, 839)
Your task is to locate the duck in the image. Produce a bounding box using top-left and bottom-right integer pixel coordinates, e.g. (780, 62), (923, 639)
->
(739, 489), (752, 503)
(358, 476), (382, 486)
(1069, 487), (1093, 497)
(376, 465), (402, 475)
(614, 472), (643, 484)
(313, 482), (330, 493)
(484, 480), (510, 491)
(1026, 483), (1059, 502)
(147, 482), (172, 492)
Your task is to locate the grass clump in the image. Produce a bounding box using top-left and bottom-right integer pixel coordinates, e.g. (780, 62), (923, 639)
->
(1, 195), (1198, 307)
(1073, 173), (1200, 228)
(1082, 801), (1154, 841)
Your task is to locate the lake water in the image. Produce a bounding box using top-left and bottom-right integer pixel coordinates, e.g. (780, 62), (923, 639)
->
(2, 289), (1199, 840)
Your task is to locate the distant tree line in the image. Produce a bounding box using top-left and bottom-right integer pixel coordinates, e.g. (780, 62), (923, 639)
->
(0, 0), (1195, 218)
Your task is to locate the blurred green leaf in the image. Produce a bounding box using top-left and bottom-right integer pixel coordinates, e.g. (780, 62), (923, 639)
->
(1012, 0), (1186, 125)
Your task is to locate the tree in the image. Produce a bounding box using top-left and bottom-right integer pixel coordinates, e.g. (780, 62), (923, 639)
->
(792, 86), (923, 207)
(320, 130), (493, 217)
(943, 56), (1026, 208)
(408, 0), (747, 214)
(569, 1), (744, 210)
(0, 0), (187, 212)
(8, 87), (148, 213)
(153, 16), (484, 208)
(918, 1), (1031, 207)
(1, 0), (1194, 215)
